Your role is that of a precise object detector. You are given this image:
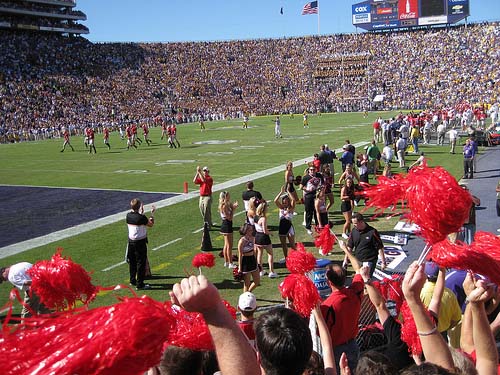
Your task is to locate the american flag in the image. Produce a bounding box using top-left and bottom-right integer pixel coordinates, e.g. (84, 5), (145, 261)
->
(302, 1), (318, 15)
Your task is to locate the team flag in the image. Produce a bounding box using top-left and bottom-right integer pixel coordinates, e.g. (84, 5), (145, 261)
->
(302, 1), (318, 15)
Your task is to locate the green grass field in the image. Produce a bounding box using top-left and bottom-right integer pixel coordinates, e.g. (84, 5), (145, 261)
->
(0, 111), (465, 312)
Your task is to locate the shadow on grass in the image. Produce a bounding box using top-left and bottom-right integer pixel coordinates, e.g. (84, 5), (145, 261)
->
(213, 279), (246, 290)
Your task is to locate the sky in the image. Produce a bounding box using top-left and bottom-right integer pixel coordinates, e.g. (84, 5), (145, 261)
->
(80, 0), (500, 43)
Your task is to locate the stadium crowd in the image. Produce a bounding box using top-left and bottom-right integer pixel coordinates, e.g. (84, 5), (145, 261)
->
(1, 22), (499, 142)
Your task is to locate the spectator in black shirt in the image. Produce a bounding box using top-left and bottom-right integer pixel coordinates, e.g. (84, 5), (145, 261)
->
(242, 181), (263, 222)
(126, 198), (155, 290)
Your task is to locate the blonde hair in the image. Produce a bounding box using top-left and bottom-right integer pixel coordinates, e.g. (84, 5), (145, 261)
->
(256, 201), (268, 217)
(219, 191), (229, 212)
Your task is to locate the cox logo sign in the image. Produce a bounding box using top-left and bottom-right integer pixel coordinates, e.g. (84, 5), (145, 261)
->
(355, 6), (368, 12)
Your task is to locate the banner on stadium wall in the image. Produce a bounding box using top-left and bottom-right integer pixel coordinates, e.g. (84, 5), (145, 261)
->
(419, 15), (447, 25)
(352, 2), (371, 25)
(370, 0), (399, 22)
(372, 20), (400, 29)
(448, 0), (468, 16)
(398, 0), (418, 20)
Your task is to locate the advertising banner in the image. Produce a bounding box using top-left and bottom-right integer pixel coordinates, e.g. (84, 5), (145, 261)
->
(352, 2), (371, 24)
(448, 0), (469, 16)
(370, 0), (399, 22)
(398, 0), (418, 20)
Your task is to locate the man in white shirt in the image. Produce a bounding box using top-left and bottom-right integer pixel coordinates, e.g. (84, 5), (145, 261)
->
(0, 262), (51, 317)
(436, 123), (446, 145)
(448, 127), (458, 154)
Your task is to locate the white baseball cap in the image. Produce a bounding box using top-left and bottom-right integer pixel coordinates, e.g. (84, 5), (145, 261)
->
(238, 292), (257, 311)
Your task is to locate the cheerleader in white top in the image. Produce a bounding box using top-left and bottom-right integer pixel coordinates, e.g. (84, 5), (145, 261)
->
(254, 201), (278, 278)
(219, 191), (239, 269)
(237, 223), (260, 292)
(274, 185), (296, 262)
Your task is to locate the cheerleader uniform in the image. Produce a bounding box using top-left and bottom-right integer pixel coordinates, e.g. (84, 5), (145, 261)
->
(219, 207), (233, 234)
(254, 217), (271, 246)
(341, 186), (355, 213)
(317, 199), (328, 227)
(278, 207), (295, 236)
(286, 173), (296, 193)
(240, 237), (257, 273)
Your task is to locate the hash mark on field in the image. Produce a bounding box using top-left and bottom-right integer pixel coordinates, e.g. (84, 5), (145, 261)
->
(174, 252), (192, 261)
(151, 262), (172, 271)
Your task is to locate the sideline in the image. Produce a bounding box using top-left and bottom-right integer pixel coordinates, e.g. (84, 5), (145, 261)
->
(0, 142), (368, 259)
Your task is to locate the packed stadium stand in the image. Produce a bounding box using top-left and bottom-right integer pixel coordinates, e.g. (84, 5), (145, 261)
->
(0, 19), (499, 142)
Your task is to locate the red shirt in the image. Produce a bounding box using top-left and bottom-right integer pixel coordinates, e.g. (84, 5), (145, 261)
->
(142, 124), (149, 135)
(238, 320), (256, 349)
(194, 175), (213, 196)
(320, 273), (364, 347)
(63, 130), (70, 141)
(103, 128), (109, 139)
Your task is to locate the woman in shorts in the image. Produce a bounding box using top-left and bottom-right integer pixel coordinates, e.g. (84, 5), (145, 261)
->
(340, 177), (355, 239)
(237, 223), (260, 292)
(254, 201), (277, 278)
(274, 186), (296, 262)
(219, 191), (238, 269)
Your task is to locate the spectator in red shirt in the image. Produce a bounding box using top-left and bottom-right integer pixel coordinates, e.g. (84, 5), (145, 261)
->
(320, 262), (366, 374)
(237, 291), (257, 349)
(193, 165), (214, 228)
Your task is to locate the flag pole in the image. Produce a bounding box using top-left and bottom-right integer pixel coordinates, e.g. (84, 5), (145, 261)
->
(317, 1), (321, 35)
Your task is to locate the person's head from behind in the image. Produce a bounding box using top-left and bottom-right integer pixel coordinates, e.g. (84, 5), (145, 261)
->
(256, 201), (268, 217)
(130, 198), (142, 212)
(303, 350), (324, 375)
(400, 362), (454, 375)
(325, 264), (346, 289)
(355, 351), (398, 375)
(246, 181), (254, 190)
(255, 307), (312, 375)
(157, 345), (203, 375)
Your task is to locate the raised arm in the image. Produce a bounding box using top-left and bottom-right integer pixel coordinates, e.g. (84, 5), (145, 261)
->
(312, 304), (337, 375)
(274, 186), (286, 209)
(427, 267), (445, 318)
(402, 262), (454, 371)
(463, 273), (498, 375)
(170, 275), (260, 375)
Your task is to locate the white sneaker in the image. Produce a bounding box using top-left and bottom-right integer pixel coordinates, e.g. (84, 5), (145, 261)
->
(342, 233), (349, 239)
(307, 229), (313, 236)
(260, 270), (267, 277)
(224, 262), (228, 267)
(278, 258), (286, 264)
(268, 272), (278, 278)
(228, 263), (237, 269)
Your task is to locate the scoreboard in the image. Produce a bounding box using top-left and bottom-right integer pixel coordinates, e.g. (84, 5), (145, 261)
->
(352, 0), (469, 31)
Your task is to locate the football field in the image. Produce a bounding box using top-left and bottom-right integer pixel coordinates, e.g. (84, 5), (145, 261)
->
(0, 111), (465, 312)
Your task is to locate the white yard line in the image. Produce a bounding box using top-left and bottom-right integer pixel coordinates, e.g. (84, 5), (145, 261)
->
(0, 142), (368, 259)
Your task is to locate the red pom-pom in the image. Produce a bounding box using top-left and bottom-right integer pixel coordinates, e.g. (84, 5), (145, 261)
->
(296, 242), (306, 252)
(0, 296), (176, 375)
(286, 246), (317, 274)
(314, 224), (336, 255)
(222, 299), (237, 320)
(470, 231), (500, 261)
(165, 299), (237, 351)
(192, 253), (216, 269)
(27, 249), (97, 310)
(405, 166), (472, 244)
(430, 239), (500, 286)
(233, 266), (243, 282)
(279, 274), (320, 317)
(165, 303), (214, 351)
(372, 275), (404, 313)
(400, 301), (422, 355)
(360, 174), (407, 215)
